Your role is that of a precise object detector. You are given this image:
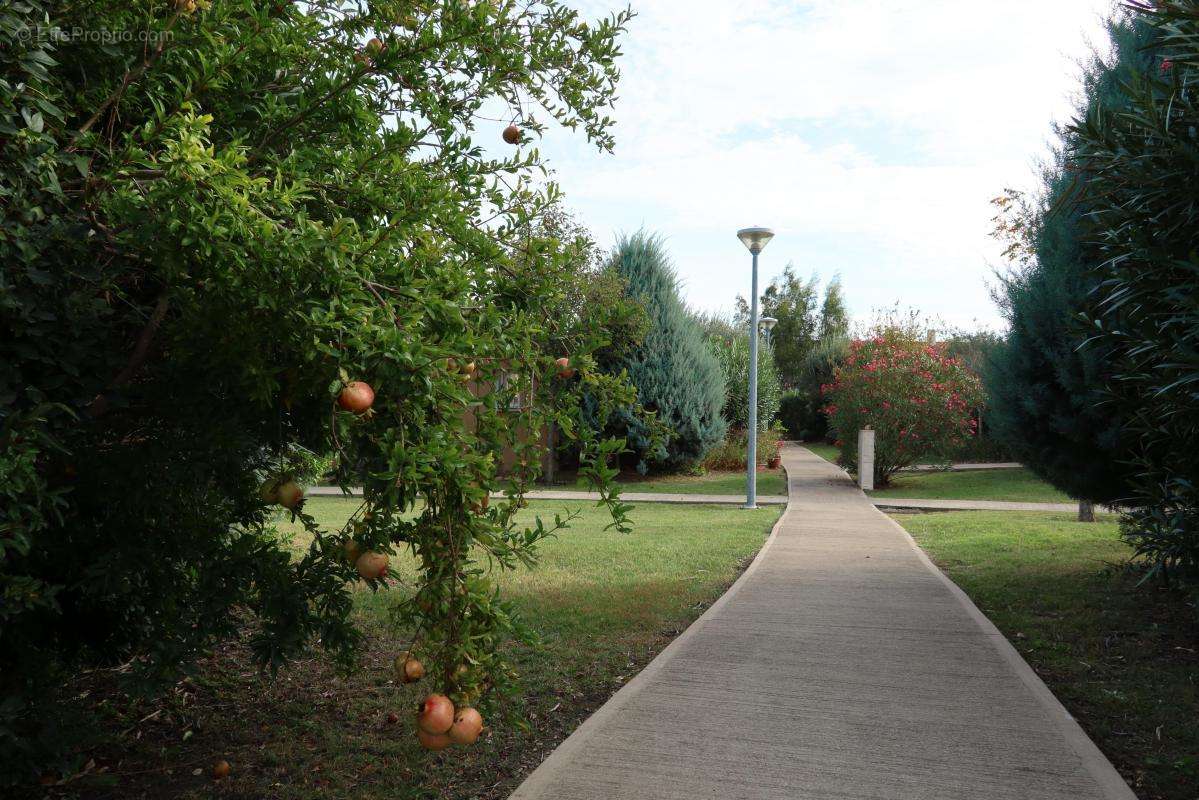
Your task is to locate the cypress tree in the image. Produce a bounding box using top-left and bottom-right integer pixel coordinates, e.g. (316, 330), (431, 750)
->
(609, 232), (727, 470)
(987, 167), (1135, 519)
(987, 19), (1149, 520)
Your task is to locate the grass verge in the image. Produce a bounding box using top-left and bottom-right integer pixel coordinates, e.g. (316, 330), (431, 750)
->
(800, 441), (840, 464)
(54, 499), (780, 799)
(869, 467), (1070, 503)
(897, 511), (1198, 799)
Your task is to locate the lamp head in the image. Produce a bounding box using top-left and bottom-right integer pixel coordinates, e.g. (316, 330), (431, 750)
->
(759, 316), (778, 332)
(737, 227), (775, 254)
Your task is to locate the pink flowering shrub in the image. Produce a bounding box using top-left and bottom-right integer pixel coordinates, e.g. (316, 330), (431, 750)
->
(823, 330), (983, 486)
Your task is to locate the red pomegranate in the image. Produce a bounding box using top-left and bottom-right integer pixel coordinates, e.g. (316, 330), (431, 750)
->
(276, 481), (304, 509)
(417, 694), (455, 735)
(417, 728), (453, 751)
(355, 551), (389, 580)
(448, 707), (483, 745)
(337, 381), (375, 413)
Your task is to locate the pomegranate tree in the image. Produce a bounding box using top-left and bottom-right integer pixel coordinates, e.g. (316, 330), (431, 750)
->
(0, 0), (651, 774)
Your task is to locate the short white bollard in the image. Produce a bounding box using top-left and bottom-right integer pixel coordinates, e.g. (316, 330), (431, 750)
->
(857, 427), (875, 492)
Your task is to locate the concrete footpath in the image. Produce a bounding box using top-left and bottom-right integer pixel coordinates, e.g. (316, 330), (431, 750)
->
(309, 486), (1074, 513)
(509, 445), (1134, 800)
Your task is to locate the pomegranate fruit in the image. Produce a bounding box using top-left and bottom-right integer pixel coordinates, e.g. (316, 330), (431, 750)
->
(259, 479), (280, 504)
(417, 728), (453, 751)
(337, 381), (375, 413)
(449, 707), (483, 745)
(342, 539), (363, 565)
(211, 760), (231, 779)
(502, 124), (521, 145)
(355, 551), (389, 580)
(276, 481), (304, 509)
(555, 356), (575, 379)
(366, 37), (384, 54)
(395, 654), (425, 683)
(417, 694), (454, 734)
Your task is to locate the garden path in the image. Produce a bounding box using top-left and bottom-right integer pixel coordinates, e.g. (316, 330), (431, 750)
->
(309, 486), (1073, 513)
(508, 444), (1135, 800)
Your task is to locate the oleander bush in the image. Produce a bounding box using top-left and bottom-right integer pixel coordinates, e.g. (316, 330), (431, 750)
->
(824, 330), (983, 486)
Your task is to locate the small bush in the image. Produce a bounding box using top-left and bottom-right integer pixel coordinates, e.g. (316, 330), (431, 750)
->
(700, 423), (785, 471)
(824, 331), (983, 486)
(608, 233), (727, 471)
(709, 334), (781, 432)
(777, 390), (832, 442)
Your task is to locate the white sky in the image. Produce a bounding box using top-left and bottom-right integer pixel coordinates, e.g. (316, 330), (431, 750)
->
(526, 0), (1114, 331)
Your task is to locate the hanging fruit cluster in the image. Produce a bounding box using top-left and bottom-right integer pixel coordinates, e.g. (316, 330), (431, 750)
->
(259, 351), (656, 752)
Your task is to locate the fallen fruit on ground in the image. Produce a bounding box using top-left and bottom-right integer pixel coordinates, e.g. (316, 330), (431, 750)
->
(337, 381), (375, 413)
(417, 694), (455, 734)
(355, 551), (389, 580)
(502, 124), (521, 144)
(396, 654), (425, 683)
(276, 481), (304, 509)
(417, 728), (453, 751)
(211, 760), (231, 779)
(448, 707), (483, 745)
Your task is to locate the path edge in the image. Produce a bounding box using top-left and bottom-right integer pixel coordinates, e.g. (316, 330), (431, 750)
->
(507, 465), (794, 799)
(875, 505), (1138, 799)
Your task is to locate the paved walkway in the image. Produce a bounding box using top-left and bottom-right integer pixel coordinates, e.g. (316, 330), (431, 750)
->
(510, 445), (1134, 800)
(309, 486), (1075, 513)
(307, 486), (789, 505)
(904, 461), (1023, 471)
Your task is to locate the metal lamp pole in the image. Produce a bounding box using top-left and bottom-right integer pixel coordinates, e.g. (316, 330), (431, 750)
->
(760, 316), (778, 347)
(737, 227), (775, 509)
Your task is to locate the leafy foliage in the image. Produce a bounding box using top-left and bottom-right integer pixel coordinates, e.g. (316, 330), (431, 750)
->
(707, 333), (781, 432)
(817, 275), (850, 340)
(699, 423), (785, 471)
(607, 232), (727, 471)
(986, 169), (1136, 503)
(0, 0), (640, 781)
(736, 263), (820, 388)
(824, 330), (984, 485)
(1059, 2), (1198, 577)
(782, 335), (851, 441)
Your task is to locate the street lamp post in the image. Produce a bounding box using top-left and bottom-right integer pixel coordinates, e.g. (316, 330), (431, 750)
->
(736, 227), (775, 509)
(759, 316), (778, 347)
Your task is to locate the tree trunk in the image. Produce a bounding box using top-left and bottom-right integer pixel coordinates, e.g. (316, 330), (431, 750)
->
(1077, 499), (1095, 523)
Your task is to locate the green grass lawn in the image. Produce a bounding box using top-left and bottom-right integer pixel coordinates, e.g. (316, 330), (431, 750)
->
(565, 468), (787, 497)
(898, 511), (1199, 799)
(868, 467), (1071, 503)
(76, 499), (780, 800)
(800, 441), (840, 464)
